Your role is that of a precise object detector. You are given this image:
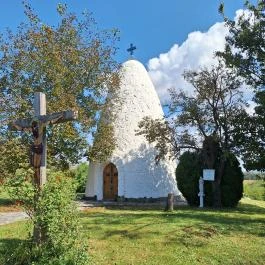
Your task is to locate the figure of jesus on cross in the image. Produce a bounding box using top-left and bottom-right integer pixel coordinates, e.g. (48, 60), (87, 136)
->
(10, 92), (77, 188)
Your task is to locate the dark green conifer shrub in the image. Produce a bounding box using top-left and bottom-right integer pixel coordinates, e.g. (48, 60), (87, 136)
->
(221, 153), (244, 207)
(176, 151), (243, 207)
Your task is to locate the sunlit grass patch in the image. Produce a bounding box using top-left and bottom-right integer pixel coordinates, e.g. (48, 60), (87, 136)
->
(0, 198), (265, 265)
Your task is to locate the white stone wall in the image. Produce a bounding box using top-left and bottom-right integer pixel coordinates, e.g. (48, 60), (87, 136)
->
(85, 60), (180, 200)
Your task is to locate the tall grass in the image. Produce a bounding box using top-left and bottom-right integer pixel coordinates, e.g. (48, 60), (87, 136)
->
(244, 180), (265, 201)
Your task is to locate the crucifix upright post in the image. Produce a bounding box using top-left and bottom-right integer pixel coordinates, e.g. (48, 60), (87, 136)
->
(34, 92), (47, 187)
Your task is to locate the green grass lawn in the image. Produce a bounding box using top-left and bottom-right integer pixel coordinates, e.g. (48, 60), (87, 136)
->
(1, 198), (265, 265)
(244, 180), (265, 201)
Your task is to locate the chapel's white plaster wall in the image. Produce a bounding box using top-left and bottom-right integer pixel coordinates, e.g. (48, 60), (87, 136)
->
(85, 60), (180, 200)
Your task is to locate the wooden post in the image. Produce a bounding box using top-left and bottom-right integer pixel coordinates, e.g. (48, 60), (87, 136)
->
(33, 92), (46, 243)
(165, 193), (174, 211)
(198, 177), (204, 208)
(34, 92), (47, 187)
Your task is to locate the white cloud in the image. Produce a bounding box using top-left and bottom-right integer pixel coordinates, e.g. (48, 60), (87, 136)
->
(147, 8), (258, 111)
(246, 100), (257, 115)
(147, 20), (229, 104)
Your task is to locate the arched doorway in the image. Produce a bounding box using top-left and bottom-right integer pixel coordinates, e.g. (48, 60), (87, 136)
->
(103, 163), (118, 200)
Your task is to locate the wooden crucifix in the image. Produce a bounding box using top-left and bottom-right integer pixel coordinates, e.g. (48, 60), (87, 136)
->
(10, 92), (78, 188)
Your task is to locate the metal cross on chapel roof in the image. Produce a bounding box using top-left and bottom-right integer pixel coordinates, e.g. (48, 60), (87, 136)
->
(127, 43), (136, 56)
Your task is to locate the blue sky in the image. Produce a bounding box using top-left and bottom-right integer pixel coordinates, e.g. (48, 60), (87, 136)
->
(0, 1), (255, 105)
(0, 1), (250, 64)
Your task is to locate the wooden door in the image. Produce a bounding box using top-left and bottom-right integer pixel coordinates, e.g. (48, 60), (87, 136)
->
(103, 163), (118, 200)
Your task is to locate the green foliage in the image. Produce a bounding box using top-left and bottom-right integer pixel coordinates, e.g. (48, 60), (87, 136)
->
(218, 1), (265, 171)
(219, 1), (265, 88)
(232, 91), (265, 171)
(176, 151), (243, 207)
(0, 2), (120, 180)
(72, 162), (89, 193)
(88, 122), (116, 162)
(137, 117), (176, 160)
(175, 151), (213, 207)
(138, 61), (245, 207)
(6, 166), (35, 216)
(139, 61), (245, 159)
(0, 135), (29, 181)
(221, 153), (244, 207)
(6, 172), (89, 265)
(175, 151), (202, 206)
(244, 180), (265, 201)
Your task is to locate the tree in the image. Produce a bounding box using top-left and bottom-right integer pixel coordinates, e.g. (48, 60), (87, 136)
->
(138, 60), (246, 207)
(0, 2), (120, 181)
(218, 0), (265, 170)
(72, 162), (89, 193)
(219, 0), (265, 88)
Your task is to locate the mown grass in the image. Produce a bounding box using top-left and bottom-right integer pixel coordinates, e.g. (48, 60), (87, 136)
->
(0, 198), (265, 265)
(244, 180), (265, 201)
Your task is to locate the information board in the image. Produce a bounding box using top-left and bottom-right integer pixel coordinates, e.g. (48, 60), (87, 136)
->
(203, 169), (215, 181)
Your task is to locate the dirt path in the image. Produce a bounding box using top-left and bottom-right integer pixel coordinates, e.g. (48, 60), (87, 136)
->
(0, 212), (28, 226)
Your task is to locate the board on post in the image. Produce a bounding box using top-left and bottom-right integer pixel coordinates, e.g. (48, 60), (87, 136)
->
(198, 169), (215, 208)
(203, 169), (215, 181)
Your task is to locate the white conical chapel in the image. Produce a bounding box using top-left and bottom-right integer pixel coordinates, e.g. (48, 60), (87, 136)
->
(85, 59), (181, 201)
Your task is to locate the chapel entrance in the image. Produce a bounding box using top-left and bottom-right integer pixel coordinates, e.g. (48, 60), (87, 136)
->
(103, 163), (118, 200)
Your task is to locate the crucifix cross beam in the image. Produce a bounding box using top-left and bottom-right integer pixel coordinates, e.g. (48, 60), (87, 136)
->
(10, 109), (78, 131)
(10, 92), (78, 187)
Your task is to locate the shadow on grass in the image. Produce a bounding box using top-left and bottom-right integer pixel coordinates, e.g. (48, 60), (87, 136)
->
(0, 238), (26, 264)
(103, 228), (142, 240)
(237, 202), (265, 214)
(80, 202), (265, 238)
(164, 224), (221, 247)
(0, 198), (14, 206)
(101, 223), (162, 240)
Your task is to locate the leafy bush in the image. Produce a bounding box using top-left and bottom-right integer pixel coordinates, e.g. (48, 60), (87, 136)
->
(176, 151), (243, 207)
(6, 171), (89, 265)
(72, 163), (89, 193)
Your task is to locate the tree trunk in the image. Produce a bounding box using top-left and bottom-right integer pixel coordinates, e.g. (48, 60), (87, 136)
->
(212, 180), (222, 208)
(202, 136), (224, 208)
(212, 157), (225, 208)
